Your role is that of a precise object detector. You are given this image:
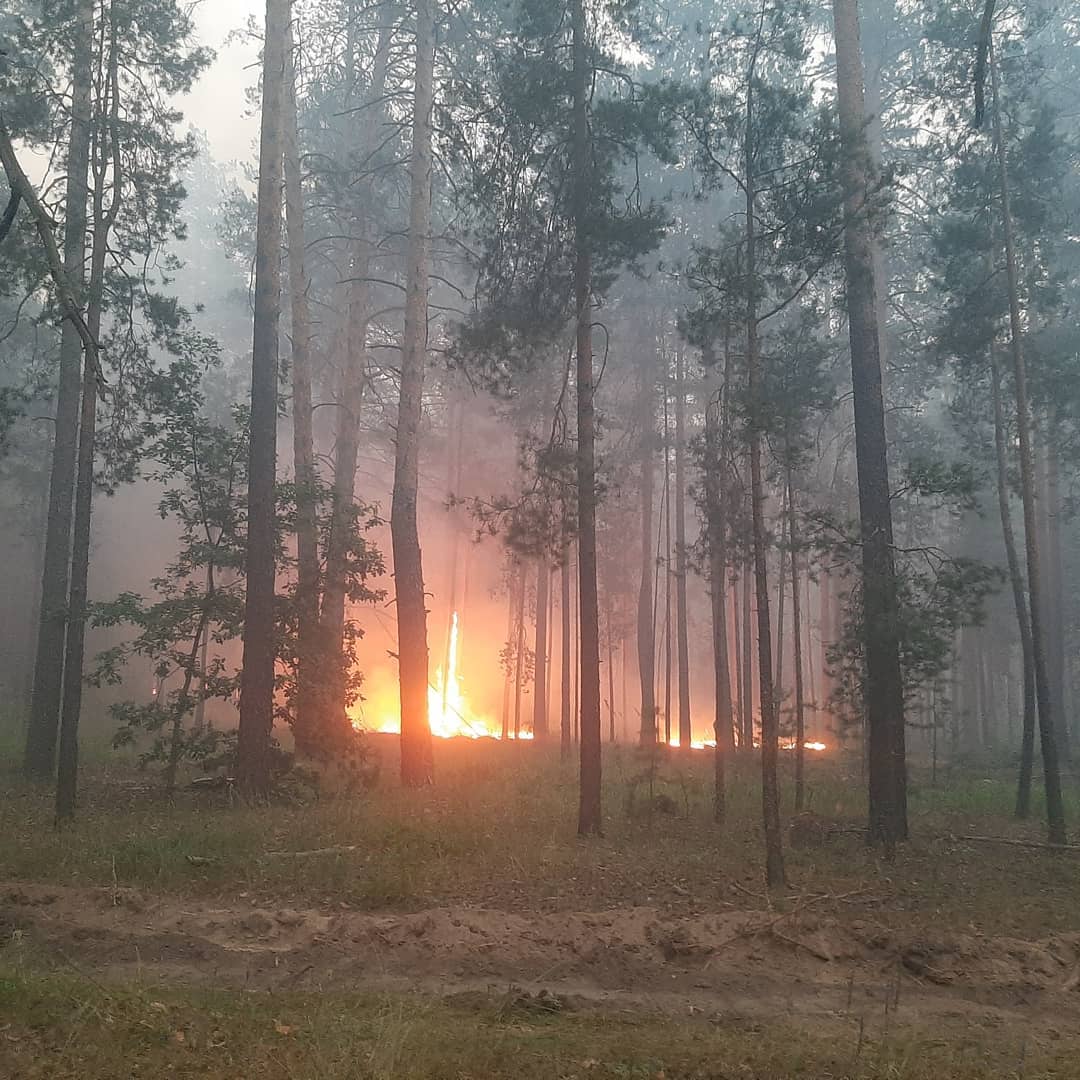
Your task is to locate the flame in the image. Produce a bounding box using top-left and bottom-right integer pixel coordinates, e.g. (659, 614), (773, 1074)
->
(373, 612), (531, 740)
(667, 737), (829, 752)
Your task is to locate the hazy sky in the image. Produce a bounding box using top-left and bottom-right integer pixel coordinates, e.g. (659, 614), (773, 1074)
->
(182, 0), (265, 166)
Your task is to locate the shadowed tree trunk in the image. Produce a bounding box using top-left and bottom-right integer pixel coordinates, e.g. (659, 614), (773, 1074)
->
(1045, 427), (1069, 757)
(637, 351), (657, 745)
(513, 563), (527, 739)
(572, 0), (602, 835)
(534, 557), (550, 739)
(990, 351), (1036, 819)
(674, 345), (692, 753)
(989, 45), (1065, 843)
(737, 42), (785, 887)
(393, 0), (436, 787)
(561, 550), (572, 757)
(237, 0), (289, 800)
(832, 0), (907, 847)
(788, 470), (806, 812)
(57, 6), (124, 822)
(703, 334), (734, 820)
(742, 560), (753, 749)
(284, 19), (322, 758)
(25, 0), (94, 780)
(662, 386), (673, 746)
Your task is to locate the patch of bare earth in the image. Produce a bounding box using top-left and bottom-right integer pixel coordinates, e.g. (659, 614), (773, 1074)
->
(3, 881), (1080, 1043)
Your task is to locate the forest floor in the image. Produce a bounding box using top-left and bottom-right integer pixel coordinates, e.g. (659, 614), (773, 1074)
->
(3, 735), (1080, 1077)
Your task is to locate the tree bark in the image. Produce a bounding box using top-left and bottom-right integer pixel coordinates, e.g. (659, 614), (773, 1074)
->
(283, 19), (322, 758)
(742, 57), (785, 888)
(674, 345), (692, 752)
(703, 335), (734, 820)
(831, 0), (907, 848)
(1045, 425), (1069, 756)
(25, 0), (94, 780)
(392, 0), (436, 787)
(637, 351), (657, 745)
(57, 7), (122, 820)
(237, 0), (289, 800)
(534, 557), (550, 739)
(989, 45), (1065, 843)
(662, 385), (673, 746)
(788, 470), (806, 812)
(742, 559), (753, 750)
(572, 0), (602, 835)
(561, 549), (572, 757)
(513, 562), (527, 739)
(990, 351), (1036, 818)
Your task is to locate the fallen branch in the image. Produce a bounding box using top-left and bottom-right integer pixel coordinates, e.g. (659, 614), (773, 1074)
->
(262, 845), (360, 859)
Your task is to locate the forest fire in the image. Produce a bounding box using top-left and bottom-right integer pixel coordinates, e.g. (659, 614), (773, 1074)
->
(372, 612), (530, 740)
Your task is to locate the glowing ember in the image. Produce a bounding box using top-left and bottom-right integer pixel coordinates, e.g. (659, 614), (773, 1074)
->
(667, 737), (829, 752)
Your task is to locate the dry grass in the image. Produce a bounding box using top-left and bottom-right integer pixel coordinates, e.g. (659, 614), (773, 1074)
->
(1, 735), (1079, 935)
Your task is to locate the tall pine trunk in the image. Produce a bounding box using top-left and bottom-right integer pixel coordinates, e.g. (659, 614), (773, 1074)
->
(745, 80), (785, 887)
(284, 20), (322, 757)
(534, 558), (550, 739)
(572, 0), (602, 835)
(788, 470), (806, 812)
(561, 551), (572, 757)
(237, 0), (289, 799)
(57, 8), (122, 819)
(989, 46), (1065, 843)
(392, 0), (436, 787)
(674, 345), (692, 752)
(25, 0), (94, 780)
(990, 351), (1036, 818)
(704, 336), (734, 820)
(832, 0), (907, 847)
(637, 354), (657, 745)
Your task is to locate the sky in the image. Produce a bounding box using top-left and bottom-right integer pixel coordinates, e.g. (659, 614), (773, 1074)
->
(182, 0), (265, 167)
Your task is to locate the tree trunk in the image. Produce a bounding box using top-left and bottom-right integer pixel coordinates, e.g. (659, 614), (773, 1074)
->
(237, 0), (289, 800)
(742, 561), (753, 749)
(703, 338), (734, 820)
(322, 26), (391, 656)
(392, 0), (435, 787)
(572, 0), (602, 835)
(513, 562), (527, 739)
(989, 45), (1065, 843)
(57, 7), (122, 820)
(788, 470), (807, 812)
(534, 557), (550, 739)
(674, 345), (692, 753)
(284, 20), (322, 758)
(775, 488), (787, 700)
(662, 388), (673, 746)
(990, 350), (1036, 818)
(1045, 426), (1070, 756)
(637, 353), (657, 745)
(832, 0), (907, 847)
(501, 563), (514, 740)
(607, 598), (617, 744)
(745, 75), (785, 887)
(26, 0), (94, 780)
(561, 550), (572, 757)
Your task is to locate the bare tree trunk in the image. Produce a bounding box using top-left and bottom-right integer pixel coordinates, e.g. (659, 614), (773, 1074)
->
(57, 19), (120, 820)
(393, 0), (435, 787)
(674, 345), (692, 752)
(704, 336), (734, 820)
(237, 0), (289, 800)
(322, 26), (392, 657)
(662, 388), (673, 745)
(607, 597), (617, 743)
(561, 550), (572, 757)
(742, 560), (753, 749)
(637, 353), (657, 745)
(284, 19), (322, 757)
(989, 45), (1065, 842)
(990, 351), (1036, 817)
(1045, 426), (1070, 757)
(534, 557), (550, 739)
(501, 563), (514, 740)
(733, 573), (743, 748)
(513, 563), (527, 739)
(26, 0), (94, 780)
(572, 0), (602, 835)
(832, 0), (907, 847)
(775, 488), (787, 700)
(788, 470), (807, 812)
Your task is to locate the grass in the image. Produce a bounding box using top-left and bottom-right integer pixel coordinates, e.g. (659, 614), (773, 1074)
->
(0, 966), (1074, 1080)
(2, 735), (1080, 935)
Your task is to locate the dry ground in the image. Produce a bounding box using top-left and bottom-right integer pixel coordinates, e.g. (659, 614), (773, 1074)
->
(2, 736), (1080, 1077)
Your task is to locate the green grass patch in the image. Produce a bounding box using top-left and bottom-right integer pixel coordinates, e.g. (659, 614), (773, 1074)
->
(0, 968), (1069, 1080)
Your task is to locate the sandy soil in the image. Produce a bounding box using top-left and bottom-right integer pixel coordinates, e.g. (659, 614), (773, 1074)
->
(3, 880), (1080, 1039)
